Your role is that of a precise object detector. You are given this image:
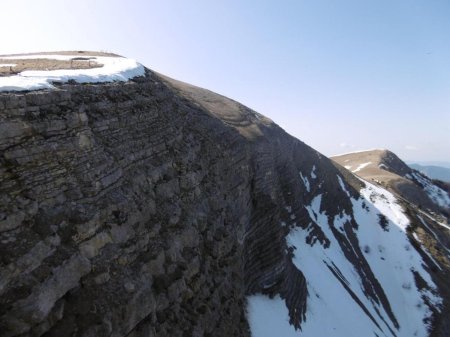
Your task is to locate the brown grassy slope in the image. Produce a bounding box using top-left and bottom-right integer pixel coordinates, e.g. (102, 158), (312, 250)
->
(331, 149), (436, 210)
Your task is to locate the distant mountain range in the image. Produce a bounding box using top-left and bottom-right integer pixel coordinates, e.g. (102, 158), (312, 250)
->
(407, 161), (450, 169)
(408, 164), (450, 182)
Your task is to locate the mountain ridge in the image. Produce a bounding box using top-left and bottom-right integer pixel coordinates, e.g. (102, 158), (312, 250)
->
(409, 164), (450, 183)
(331, 149), (450, 214)
(0, 52), (449, 337)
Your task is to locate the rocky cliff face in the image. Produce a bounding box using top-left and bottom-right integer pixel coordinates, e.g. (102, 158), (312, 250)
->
(1, 65), (449, 337)
(0, 71), (255, 337)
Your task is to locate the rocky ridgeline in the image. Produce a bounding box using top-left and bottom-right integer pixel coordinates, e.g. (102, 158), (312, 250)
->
(1, 68), (448, 337)
(0, 72), (252, 336)
(0, 69), (354, 337)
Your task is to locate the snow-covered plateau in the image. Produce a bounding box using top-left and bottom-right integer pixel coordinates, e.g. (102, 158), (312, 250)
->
(0, 54), (144, 92)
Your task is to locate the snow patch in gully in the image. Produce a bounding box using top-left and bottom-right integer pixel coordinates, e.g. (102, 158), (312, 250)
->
(247, 177), (441, 337)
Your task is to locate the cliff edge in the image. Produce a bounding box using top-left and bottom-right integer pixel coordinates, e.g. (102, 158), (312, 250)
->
(1, 53), (449, 337)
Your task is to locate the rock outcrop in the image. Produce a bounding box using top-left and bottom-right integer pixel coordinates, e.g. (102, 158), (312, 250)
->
(0, 68), (329, 337)
(0, 71), (254, 336)
(1, 61), (449, 337)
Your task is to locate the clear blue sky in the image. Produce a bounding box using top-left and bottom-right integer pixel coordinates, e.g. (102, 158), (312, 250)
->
(2, 0), (449, 161)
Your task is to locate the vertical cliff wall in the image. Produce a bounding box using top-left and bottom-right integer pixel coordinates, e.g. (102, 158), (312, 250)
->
(1, 68), (448, 337)
(1, 72), (256, 336)
(1, 68), (333, 337)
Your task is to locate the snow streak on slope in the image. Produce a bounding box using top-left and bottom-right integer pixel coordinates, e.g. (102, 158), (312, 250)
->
(352, 161), (372, 172)
(310, 166), (317, 179)
(0, 54), (144, 92)
(410, 172), (450, 209)
(247, 178), (441, 337)
(413, 233), (442, 271)
(299, 172), (310, 193)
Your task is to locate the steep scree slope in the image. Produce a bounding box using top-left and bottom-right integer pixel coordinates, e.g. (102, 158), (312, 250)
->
(0, 60), (449, 337)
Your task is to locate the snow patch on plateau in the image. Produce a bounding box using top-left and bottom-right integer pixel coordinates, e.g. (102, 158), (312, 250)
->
(0, 54), (144, 92)
(352, 161), (372, 173)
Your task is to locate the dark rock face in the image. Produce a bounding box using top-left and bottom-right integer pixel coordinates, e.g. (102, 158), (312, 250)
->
(0, 74), (254, 336)
(0, 70), (338, 337)
(378, 150), (414, 178)
(1, 69), (449, 337)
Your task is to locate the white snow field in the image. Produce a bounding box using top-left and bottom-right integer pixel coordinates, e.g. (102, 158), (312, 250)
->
(247, 178), (441, 337)
(352, 161), (372, 172)
(410, 172), (450, 209)
(343, 161), (372, 172)
(0, 54), (144, 92)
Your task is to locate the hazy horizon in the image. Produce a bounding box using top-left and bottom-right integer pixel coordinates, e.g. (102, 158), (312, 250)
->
(406, 161), (450, 169)
(1, 0), (449, 162)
